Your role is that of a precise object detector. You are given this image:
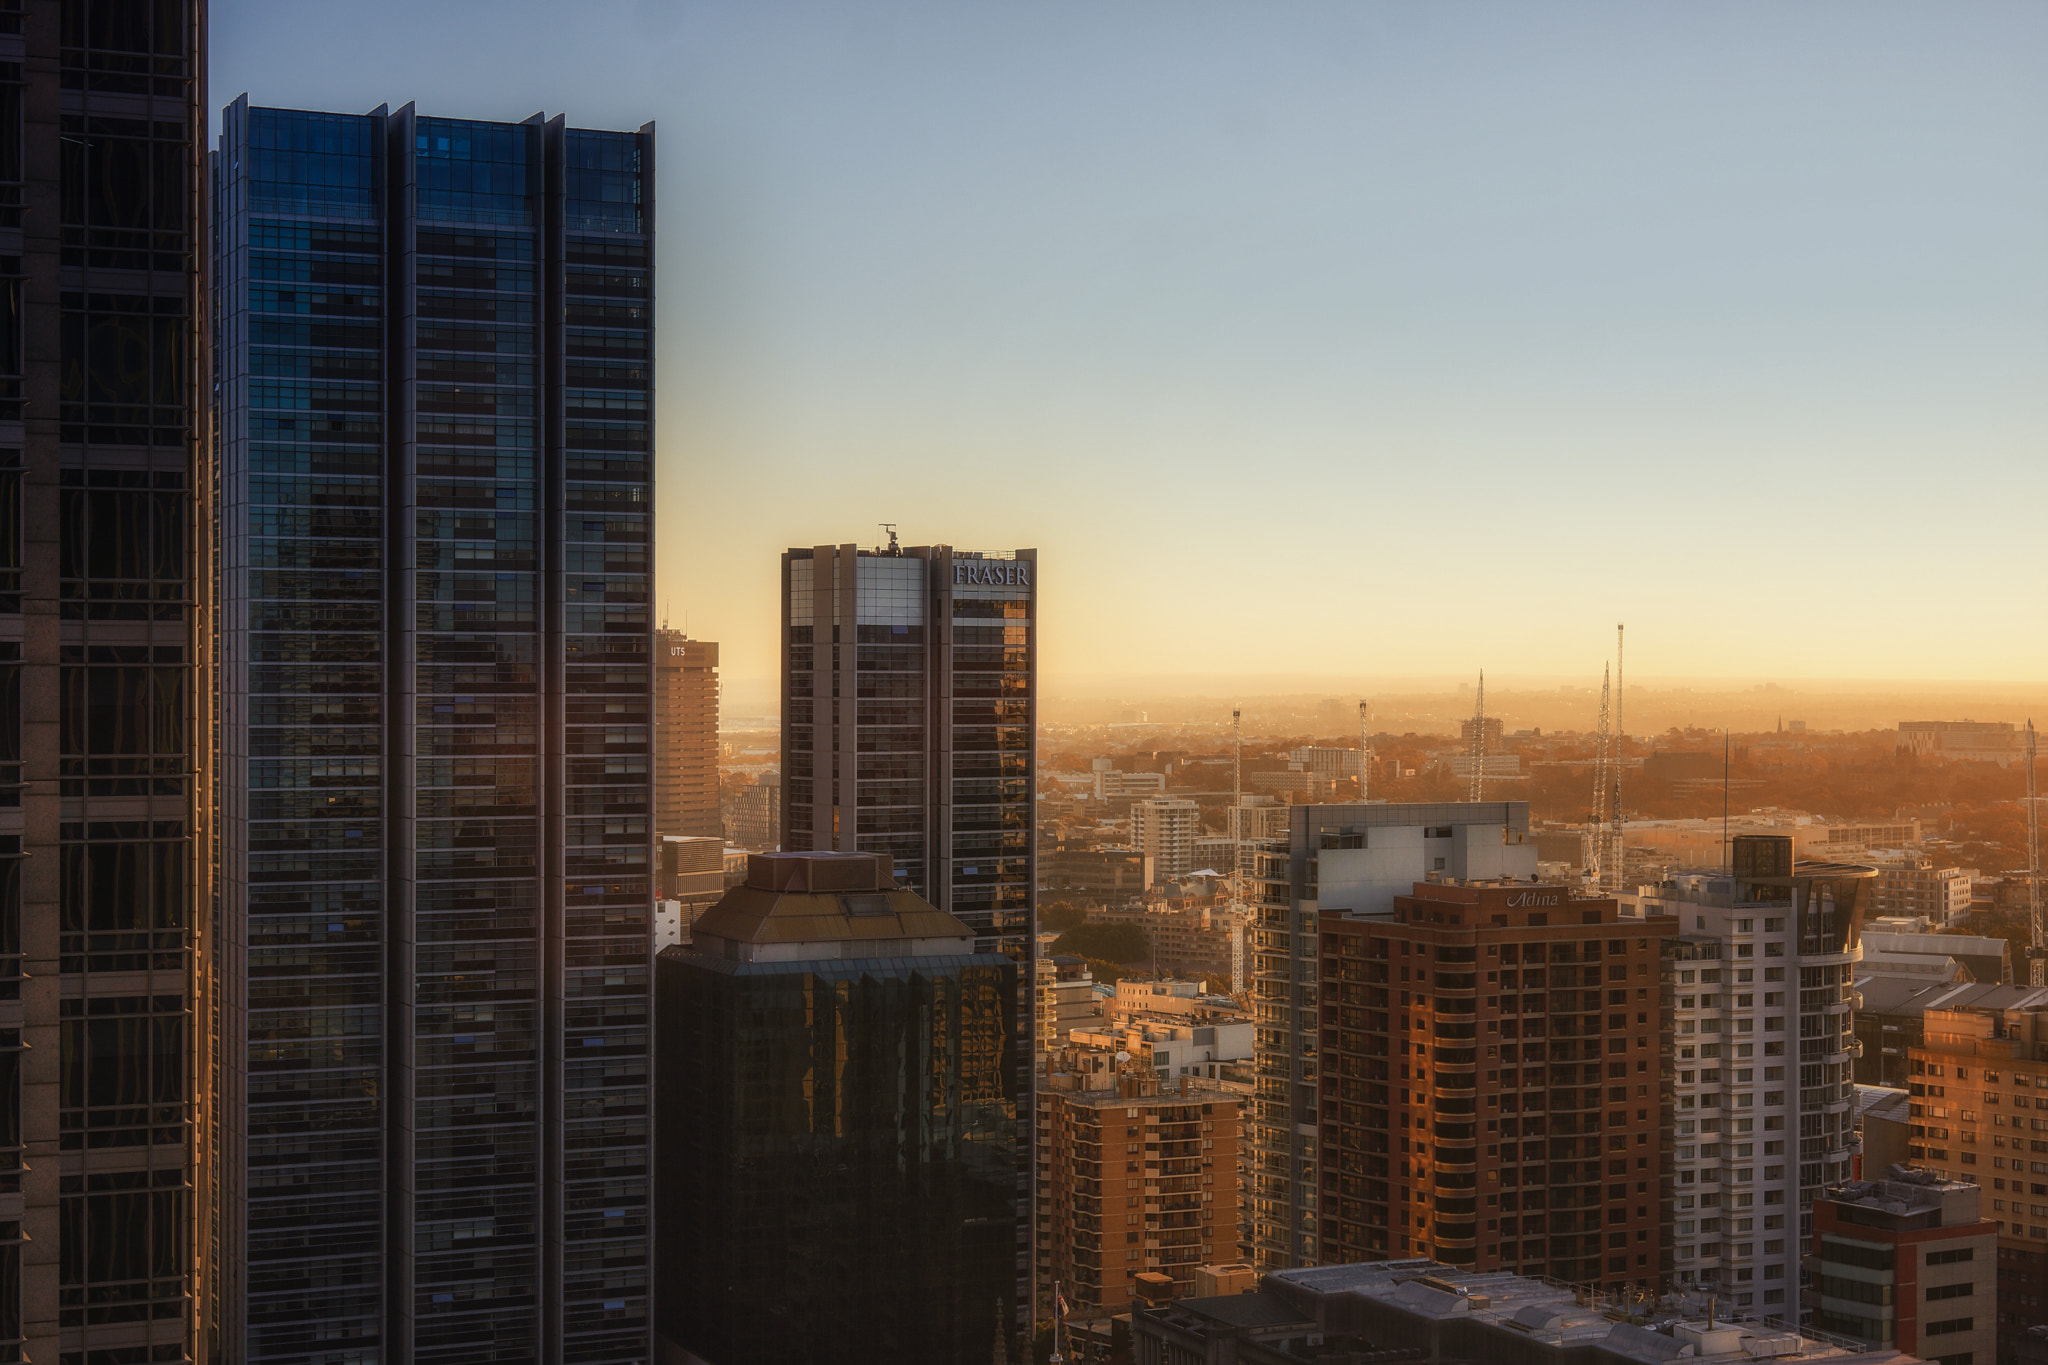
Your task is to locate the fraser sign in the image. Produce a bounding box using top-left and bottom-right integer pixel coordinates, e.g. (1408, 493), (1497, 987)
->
(953, 560), (1031, 588)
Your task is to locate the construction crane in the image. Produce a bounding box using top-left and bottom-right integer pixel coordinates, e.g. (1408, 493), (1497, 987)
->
(1229, 706), (1247, 996)
(1468, 671), (1487, 802)
(1358, 699), (1371, 802)
(2030, 721), (2044, 987)
(1587, 664), (1612, 888)
(1613, 624), (1626, 895)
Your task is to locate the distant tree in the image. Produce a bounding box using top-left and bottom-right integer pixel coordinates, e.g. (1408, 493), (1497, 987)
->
(1082, 957), (1132, 986)
(1029, 1321), (1054, 1365)
(1051, 922), (1151, 964)
(1040, 900), (1087, 933)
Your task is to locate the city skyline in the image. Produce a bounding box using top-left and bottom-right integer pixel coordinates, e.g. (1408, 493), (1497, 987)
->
(212, 1), (2048, 688)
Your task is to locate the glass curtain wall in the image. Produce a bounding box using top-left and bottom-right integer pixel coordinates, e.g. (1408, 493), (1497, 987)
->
(218, 101), (652, 1365)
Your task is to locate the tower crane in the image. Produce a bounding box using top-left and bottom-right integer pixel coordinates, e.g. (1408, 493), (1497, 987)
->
(2030, 721), (2044, 987)
(1588, 665), (1612, 888)
(1613, 624), (1626, 894)
(1468, 672), (1487, 802)
(1229, 706), (1247, 996)
(1359, 700), (1371, 803)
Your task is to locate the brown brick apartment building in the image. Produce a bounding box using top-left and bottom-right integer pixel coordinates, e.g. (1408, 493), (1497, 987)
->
(1316, 881), (1680, 1289)
(1035, 1076), (1243, 1317)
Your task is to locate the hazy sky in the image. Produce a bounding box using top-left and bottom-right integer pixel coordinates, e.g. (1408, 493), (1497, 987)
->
(213, 1), (2048, 691)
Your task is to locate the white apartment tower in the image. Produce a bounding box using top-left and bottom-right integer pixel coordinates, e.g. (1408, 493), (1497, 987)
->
(1623, 835), (1873, 1326)
(1133, 796), (1202, 881)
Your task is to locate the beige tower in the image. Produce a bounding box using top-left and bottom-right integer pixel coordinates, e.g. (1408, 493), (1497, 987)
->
(655, 630), (721, 837)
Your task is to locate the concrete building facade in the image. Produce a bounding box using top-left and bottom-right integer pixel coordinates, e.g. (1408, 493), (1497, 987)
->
(1901, 1003), (2048, 1363)
(1622, 836), (1874, 1326)
(1134, 797), (1202, 883)
(653, 629), (719, 837)
(1248, 801), (1538, 1272)
(2, 4), (216, 1361)
(1811, 1173), (1996, 1363)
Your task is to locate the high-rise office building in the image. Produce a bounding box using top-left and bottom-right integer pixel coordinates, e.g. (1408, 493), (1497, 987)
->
(0, 4), (217, 1364)
(1624, 835), (1873, 1324)
(1250, 801), (1537, 1271)
(779, 541), (1035, 949)
(215, 100), (654, 1363)
(1316, 881), (1678, 1287)
(780, 539), (1036, 1323)
(652, 628), (718, 838)
(654, 851), (1019, 1365)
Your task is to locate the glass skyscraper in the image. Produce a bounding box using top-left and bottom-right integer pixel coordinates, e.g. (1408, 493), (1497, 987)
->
(214, 100), (654, 1364)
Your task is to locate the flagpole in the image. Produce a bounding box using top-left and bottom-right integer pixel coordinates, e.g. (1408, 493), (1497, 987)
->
(1050, 1280), (1065, 1363)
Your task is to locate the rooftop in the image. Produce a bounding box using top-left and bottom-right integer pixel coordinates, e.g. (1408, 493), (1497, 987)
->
(686, 852), (973, 952)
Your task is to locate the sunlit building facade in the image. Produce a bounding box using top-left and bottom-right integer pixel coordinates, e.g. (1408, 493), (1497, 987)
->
(216, 99), (655, 1363)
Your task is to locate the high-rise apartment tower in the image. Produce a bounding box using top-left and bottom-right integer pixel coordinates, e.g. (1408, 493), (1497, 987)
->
(652, 628), (717, 838)
(1317, 882), (1678, 1287)
(216, 100), (655, 1364)
(1623, 835), (1873, 1325)
(1250, 801), (1537, 1271)
(0, 4), (216, 1364)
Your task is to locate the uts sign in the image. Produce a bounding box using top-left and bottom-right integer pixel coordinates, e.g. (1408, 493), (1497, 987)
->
(953, 560), (1031, 588)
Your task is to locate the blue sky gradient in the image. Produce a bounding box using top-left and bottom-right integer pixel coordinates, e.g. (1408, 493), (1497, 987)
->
(213, 1), (2048, 690)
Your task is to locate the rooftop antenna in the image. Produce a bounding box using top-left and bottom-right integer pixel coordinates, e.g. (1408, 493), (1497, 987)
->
(1358, 699), (1371, 803)
(2029, 721), (2044, 987)
(1468, 671), (1487, 802)
(880, 522), (899, 554)
(1588, 664), (1611, 887)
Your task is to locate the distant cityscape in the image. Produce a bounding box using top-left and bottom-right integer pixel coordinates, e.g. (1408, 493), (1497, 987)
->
(0, 3), (2040, 1365)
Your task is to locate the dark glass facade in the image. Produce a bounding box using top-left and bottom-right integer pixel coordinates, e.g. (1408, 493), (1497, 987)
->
(0, 3), (216, 1364)
(654, 945), (1018, 1365)
(215, 100), (653, 1364)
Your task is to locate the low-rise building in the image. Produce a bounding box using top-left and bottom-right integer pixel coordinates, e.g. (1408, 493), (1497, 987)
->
(1899, 720), (2025, 766)
(1872, 856), (1975, 927)
(1134, 1259), (1930, 1365)
(1812, 1172), (1995, 1362)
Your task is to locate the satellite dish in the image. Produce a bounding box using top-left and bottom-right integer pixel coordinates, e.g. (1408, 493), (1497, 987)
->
(1115, 1051), (1130, 1063)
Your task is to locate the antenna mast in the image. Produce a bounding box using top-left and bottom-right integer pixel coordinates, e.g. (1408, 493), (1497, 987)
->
(1468, 672), (1487, 802)
(1588, 665), (1611, 887)
(2030, 720), (2044, 987)
(1613, 623), (1625, 894)
(1359, 699), (1371, 803)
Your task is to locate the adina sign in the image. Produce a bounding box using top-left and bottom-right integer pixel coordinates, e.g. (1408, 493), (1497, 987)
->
(1504, 891), (1560, 908)
(953, 560), (1031, 588)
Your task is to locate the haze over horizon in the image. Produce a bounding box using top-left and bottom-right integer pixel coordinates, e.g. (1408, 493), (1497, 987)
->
(215, 0), (2048, 689)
